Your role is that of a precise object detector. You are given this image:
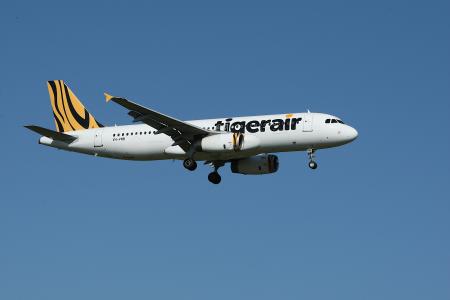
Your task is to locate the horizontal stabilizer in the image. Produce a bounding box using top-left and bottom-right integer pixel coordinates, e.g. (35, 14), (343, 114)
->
(24, 125), (77, 142)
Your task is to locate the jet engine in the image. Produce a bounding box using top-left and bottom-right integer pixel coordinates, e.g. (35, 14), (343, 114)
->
(201, 133), (260, 152)
(230, 154), (279, 175)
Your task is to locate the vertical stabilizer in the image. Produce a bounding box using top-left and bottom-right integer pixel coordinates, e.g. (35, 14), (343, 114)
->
(47, 80), (103, 132)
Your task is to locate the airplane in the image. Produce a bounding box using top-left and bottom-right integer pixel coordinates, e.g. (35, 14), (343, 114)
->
(25, 80), (358, 184)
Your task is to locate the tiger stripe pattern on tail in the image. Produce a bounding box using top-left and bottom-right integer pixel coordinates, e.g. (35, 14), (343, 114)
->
(47, 80), (103, 132)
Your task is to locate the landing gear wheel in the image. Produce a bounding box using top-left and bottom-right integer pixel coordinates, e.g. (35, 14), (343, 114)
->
(307, 149), (318, 170)
(183, 158), (197, 171)
(308, 161), (318, 169)
(208, 172), (222, 184)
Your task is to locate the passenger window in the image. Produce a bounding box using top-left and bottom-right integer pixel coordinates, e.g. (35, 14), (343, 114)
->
(126, 133), (129, 136)
(113, 134), (115, 137)
(325, 119), (330, 123)
(122, 133), (124, 136)
(331, 119), (337, 123)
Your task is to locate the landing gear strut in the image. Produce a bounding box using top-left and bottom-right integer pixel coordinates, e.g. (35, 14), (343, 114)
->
(307, 149), (318, 169)
(183, 158), (197, 171)
(207, 162), (224, 184)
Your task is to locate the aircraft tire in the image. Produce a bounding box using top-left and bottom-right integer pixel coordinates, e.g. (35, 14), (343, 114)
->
(183, 158), (197, 171)
(308, 161), (318, 169)
(208, 172), (221, 184)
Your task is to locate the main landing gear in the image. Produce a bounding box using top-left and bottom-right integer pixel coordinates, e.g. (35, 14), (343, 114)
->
(307, 149), (318, 170)
(208, 161), (224, 185)
(183, 158), (197, 171)
(183, 158), (223, 184)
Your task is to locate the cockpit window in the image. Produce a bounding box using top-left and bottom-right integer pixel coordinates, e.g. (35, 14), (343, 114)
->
(326, 118), (345, 124)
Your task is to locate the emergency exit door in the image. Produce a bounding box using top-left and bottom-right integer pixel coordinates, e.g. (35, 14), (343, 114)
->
(302, 114), (313, 132)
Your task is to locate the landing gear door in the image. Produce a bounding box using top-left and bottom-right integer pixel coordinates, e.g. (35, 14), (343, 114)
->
(94, 130), (103, 147)
(303, 114), (313, 132)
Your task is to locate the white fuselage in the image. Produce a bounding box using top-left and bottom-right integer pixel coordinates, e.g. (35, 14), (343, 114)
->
(38, 112), (358, 161)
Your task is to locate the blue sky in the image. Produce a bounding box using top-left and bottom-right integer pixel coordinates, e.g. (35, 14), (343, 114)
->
(1, 1), (449, 299)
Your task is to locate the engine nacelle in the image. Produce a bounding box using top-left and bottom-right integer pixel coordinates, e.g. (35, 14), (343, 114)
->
(230, 154), (279, 175)
(201, 133), (260, 152)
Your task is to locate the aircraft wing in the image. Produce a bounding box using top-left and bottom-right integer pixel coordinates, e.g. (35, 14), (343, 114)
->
(105, 93), (214, 151)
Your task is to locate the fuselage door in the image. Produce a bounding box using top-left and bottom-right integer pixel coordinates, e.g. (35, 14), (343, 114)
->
(303, 114), (313, 132)
(94, 130), (103, 147)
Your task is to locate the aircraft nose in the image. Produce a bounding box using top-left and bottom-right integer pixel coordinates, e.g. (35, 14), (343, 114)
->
(347, 126), (358, 141)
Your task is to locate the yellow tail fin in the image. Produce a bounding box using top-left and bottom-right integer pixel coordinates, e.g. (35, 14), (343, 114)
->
(47, 80), (103, 132)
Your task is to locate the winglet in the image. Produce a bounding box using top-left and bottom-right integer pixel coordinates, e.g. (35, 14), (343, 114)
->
(104, 92), (114, 102)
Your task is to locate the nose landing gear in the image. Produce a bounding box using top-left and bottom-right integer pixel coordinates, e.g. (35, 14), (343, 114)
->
(307, 149), (318, 169)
